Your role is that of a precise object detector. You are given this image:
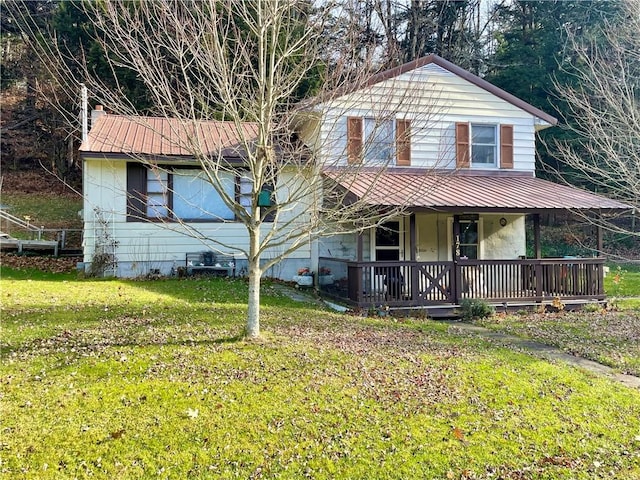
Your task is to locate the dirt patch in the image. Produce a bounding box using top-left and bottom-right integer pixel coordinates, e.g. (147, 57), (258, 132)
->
(1, 170), (80, 196)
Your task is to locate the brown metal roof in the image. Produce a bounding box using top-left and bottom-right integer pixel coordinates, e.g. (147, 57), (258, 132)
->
(365, 54), (558, 126)
(323, 169), (630, 212)
(80, 114), (258, 157)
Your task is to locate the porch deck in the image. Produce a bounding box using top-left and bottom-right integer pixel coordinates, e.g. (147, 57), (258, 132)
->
(317, 257), (605, 311)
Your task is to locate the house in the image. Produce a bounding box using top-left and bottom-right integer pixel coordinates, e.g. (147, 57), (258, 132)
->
(79, 54), (629, 310)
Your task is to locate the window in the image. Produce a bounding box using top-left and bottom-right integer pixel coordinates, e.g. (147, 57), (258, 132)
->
(238, 173), (253, 215)
(347, 117), (411, 165)
(471, 124), (497, 167)
(459, 219), (479, 259)
(364, 118), (395, 163)
(455, 123), (513, 169)
(127, 164), (268, 222)
(172, 169), (234, 220)
(146, 169), (169, 218)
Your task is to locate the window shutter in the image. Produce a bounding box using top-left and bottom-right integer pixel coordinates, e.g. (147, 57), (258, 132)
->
(126, 162), (146, 221)
(347, 117), (363, 165)
(455, 122), (470, 168)
(396, 119), (411, 166)
(500, 124), (514, 169)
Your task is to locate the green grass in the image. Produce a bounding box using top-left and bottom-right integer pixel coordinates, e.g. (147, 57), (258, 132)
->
(0, 193), (82, 230)
(475, 309), (640, 377)
(605, 265), (640, 299)
(473, 266), (640, 377)
(2, 268), (640, 479)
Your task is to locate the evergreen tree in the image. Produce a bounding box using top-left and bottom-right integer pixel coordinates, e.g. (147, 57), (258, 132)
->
(484, 0), (621, 181)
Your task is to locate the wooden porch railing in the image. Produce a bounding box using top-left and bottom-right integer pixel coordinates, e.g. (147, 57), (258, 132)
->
(317, 257), (605, 308)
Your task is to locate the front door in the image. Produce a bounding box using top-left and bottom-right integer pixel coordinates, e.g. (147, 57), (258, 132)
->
(452, 215), (481, 301)
(451, 215), (480, 260)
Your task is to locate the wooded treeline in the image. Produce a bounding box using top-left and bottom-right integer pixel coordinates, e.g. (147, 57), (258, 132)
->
(0, 0), (636, 197)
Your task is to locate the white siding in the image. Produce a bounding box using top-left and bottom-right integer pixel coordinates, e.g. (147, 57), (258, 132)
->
(312, 64), (539, 172)
(83, 159), (313, 278)
(482, 214), (526, 259)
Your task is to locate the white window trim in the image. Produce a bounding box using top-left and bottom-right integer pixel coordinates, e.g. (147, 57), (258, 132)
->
(470, 123), (498, 168)
(370, 218), (405, 261)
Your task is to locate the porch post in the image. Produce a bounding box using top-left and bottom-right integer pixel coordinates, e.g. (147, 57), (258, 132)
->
(597, 223), (604, 255)
(409, 214), (416, 261)
(409, 213), (418, 302)
(532, 213), (543, 300)
(352, 233), (364, 305)
(533, 213), (541, 259)
(596, 219), (604, 296)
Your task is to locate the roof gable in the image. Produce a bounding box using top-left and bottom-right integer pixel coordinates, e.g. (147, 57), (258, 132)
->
(363, 54), (557, 126)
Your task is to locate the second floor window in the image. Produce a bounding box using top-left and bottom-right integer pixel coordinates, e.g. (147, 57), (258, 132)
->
(364, 118), (395, 163)
(456, 122), (513, 169)
(471, 124), (497, 167)
(347, 116), (411, 166)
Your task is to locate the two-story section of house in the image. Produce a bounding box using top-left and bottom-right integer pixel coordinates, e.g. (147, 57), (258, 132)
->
(298, 55), (629, 309)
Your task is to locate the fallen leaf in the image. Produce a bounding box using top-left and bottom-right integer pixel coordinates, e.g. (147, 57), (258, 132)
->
(452, 427), (465, 442)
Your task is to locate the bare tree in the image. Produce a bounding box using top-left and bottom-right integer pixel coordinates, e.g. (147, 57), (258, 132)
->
(13, 0), (447, 337)
(553, 0), (639, 238)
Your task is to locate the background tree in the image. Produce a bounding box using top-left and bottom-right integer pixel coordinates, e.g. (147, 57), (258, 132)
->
(552, 0), (639, 237)
(1, 0), (77, 178)
(399, 0), (488, 72)
(483, 0), (620, 179)
(337, 0), (496, 72)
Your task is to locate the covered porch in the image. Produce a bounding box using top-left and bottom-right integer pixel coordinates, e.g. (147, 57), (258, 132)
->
(317, 170), (631, 313)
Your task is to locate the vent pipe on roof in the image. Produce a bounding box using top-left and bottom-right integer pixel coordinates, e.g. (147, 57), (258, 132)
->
(81, 83), (88, 146)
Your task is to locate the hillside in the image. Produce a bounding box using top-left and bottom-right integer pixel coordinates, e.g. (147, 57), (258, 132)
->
(0, 86), (82, 190)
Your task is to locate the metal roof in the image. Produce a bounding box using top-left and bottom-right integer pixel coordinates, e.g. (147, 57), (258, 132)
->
(80, 114), (258, 157)
(323, 169), (631, 212)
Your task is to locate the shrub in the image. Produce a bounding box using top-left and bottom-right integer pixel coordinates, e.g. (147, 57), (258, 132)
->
(582, 302), (603, 313)
(459, 299), (495, 321)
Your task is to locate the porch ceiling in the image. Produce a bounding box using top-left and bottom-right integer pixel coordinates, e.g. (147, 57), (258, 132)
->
(323, 169), (631, 212)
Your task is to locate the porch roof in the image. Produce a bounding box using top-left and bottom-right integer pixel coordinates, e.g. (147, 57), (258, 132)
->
(323, 169), (631, 212)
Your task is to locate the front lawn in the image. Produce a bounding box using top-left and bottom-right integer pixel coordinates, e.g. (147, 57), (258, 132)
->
(2, 269), (640, 479)
(475, 309), (640, 377)
(474, 265), (640, 377)
(604, 264), (640, 301)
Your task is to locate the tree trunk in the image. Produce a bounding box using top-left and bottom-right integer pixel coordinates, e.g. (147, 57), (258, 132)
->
(246, 228), (262, 338)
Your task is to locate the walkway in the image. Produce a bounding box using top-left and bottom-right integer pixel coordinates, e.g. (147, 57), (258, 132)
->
(448, 321), (640, 390)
